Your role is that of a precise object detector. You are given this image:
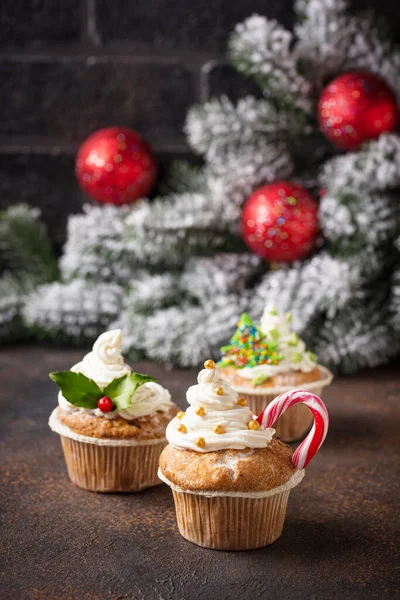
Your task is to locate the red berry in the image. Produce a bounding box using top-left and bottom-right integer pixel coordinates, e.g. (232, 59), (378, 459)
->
(97, 396), (114, 413)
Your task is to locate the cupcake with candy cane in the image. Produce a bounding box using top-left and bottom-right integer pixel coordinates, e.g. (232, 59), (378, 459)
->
(49, 329), (178, 492)
(218, 307), (333, 441)
(159, 359), (329, 550)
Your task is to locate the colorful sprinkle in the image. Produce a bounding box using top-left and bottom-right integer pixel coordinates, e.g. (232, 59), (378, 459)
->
(219, 313), (283, 369)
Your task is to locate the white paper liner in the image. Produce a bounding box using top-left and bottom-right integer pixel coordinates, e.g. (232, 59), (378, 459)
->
(228, 365), (333, 396)
(158, 467), (304, 499)
(49, 408), (167, 447)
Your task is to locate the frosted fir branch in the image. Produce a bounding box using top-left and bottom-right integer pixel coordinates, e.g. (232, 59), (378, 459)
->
(186, 96), (306, 158)
(320, 190), (400, 255)
(122, 272), (181, 315)
(159, 160), (206, 195)
(124, 193), (242, 269)
(121, 294), (250, 367)
(389, 267), (400, 333)
(229, 15), (313, 115)
(0, 275), (26, 342)
(23, 280), (124, 343)
(320, 134), (400, 193)
(60, 203), (136, 284)
(181, 253), (263, 303)
(250, 251), (368, 332)
(204, 137), (294, 210)
(0, 203), (58, 286)
(315, 297), (400, 374)
(295, 1), (400, 99)
(295, 0), (355, 86)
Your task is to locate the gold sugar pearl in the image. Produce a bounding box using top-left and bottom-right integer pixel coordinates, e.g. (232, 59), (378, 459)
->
(196, 437), (206, 448)
(248, 420), (260, 430)
(215, 386), (224, 396)
(204, 359), (215, 369)
(213, 424), (224, 435)
(177, 411), (185, 420)
(177, 423), (187, 434)
(237, 398), (247, 406)
(195, 406), (205, 417)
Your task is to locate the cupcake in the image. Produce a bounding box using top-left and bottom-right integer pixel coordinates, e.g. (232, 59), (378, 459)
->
(218, 306), (333, 441)
(49, 329), (178, 492)
(159, 360), (329, 550)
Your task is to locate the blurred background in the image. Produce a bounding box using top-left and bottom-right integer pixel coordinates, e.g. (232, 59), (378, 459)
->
(2, 0), (400, 374)
(1, 0), (400, 245)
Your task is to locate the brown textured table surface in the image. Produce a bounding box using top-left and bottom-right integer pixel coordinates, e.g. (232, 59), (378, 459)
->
(1, 346), (399, 600)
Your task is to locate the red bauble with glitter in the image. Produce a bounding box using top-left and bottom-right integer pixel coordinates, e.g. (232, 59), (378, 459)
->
(75, 127), (157, 205)
(241, 181), (319, 263)
(318, 71), (398, 151)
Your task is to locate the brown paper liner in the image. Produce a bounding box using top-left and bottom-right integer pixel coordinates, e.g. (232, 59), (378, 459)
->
(171, 488), (291, 550)
(60, 436), (166, 493)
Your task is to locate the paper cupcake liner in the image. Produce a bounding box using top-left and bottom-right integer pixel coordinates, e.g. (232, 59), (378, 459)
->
(231, 366), (333, 443)
(160, 469), (304, 551)
(50, 409), (167, 492)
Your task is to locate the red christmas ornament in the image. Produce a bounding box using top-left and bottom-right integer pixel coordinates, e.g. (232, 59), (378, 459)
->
(97, 396), (114, 413)
(75, 127), (157, 205)
(318, 71), (398, 151)
(241, 181), (319, 263)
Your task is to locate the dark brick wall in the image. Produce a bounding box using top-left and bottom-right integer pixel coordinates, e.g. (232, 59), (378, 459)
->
(0, 0), (399, 242)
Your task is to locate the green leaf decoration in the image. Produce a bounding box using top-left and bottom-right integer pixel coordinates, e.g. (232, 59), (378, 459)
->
(269, 308), (278, 316)
(49, 371), (103, 409)
(307, 351), (317, 363)
(50, 370), (158, 411)
(103, 373), (157, 410)
(252, 373), (270, 386)
(285, 312), (292, 323)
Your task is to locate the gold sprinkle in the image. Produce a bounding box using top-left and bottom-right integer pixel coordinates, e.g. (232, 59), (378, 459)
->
(213, 424), (224, 434)
(195, 437), (206, 448)
(177, 411), (185, 420)
(195, 406), (205, 416)
(177, 423), (187, 434)
(215, 386), (224, 396)
(204, 359), (215, 369)
(237, 398), (247, 406)
(248, 420), (260, 430)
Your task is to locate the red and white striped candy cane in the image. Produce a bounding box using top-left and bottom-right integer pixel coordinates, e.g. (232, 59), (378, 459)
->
(256, 389), (329, 470)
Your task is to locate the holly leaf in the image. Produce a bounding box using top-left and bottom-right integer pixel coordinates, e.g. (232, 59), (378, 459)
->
(49, 371), (102, 409)
(103, 372), (157, 411)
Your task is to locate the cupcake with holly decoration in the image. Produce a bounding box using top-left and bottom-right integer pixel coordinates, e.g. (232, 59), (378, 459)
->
(48, 329), (178, 492)
(159, 359), (329, 550)
(218, 307), (332, 441)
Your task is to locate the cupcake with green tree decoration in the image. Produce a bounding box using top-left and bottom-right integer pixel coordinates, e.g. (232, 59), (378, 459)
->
(218, 307), (333, 442)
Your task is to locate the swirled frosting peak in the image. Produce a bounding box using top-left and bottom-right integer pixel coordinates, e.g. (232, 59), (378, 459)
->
(166, 361), (274, 452)
(70, 329), (131, 388)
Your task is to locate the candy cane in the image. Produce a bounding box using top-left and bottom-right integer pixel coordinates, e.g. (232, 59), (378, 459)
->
(257, 389), (329, 470)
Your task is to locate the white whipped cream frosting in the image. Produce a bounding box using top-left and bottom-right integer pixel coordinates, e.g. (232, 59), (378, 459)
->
(166, 364), (274, 452)
(58, 329), (172, 420)
(236, 305), (317, 381)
